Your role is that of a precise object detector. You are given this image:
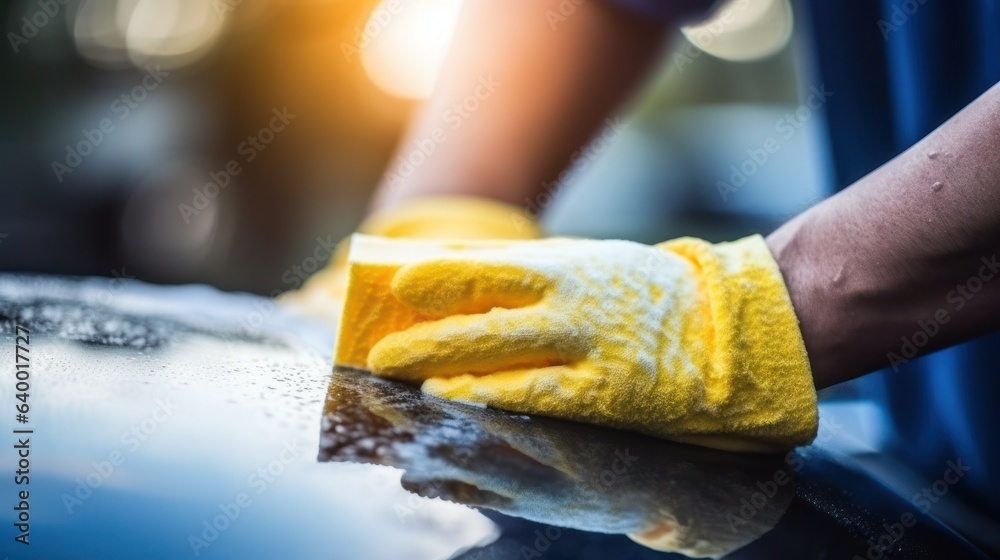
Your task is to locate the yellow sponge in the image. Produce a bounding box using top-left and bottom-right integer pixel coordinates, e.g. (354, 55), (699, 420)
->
(335, 235), (515, 369)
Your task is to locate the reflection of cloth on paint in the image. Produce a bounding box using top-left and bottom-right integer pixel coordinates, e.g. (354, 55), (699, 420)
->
(320, 369), (794, 558)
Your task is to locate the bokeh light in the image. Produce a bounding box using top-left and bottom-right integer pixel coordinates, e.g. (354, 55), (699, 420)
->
(681, 0), (793, 62)
(72, 0), (131, 68)
(360, 0), (463, 100)
(73, 0), (226, 70)
(124, 0), (226, 68)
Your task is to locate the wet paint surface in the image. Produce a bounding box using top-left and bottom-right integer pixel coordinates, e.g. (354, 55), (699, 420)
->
(320, 367), (794, 558)
(0, 275), (496, 560)
(0, 275), (989, 559)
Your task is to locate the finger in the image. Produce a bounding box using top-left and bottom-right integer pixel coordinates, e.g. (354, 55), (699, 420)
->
(391, 259), (548, 317)
(421, 365), (600, 416)
(367, 308), (585, 381)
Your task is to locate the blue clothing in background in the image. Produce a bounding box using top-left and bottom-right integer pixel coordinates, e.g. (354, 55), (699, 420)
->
(608, 0), (1000, 522)
(804, 0), (1000, 522)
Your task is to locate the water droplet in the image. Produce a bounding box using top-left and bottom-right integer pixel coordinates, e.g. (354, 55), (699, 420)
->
(928, 151), (939, 160)
(932, 181), (944, 192)
(832, 264), (846, 285)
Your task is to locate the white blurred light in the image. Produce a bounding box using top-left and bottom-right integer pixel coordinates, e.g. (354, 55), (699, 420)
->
(73, 0), (131, 68)
(681, 0), (793, 62)
(125, 0), (225, 68)
(360, 0), (463, 100)
(73, 0), (225, 70)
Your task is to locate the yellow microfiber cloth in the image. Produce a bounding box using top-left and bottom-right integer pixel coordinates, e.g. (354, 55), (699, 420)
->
(335, 233), (818, 452)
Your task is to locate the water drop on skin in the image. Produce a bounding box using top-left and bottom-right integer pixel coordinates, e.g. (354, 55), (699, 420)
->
(928, 151), (939, 160)
(832, 264), (846, 285)
(932, 181), (944, 192)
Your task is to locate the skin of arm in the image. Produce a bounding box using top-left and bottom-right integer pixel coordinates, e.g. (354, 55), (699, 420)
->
(767, 81), (1000, 388)
(369, 0), (671, 211)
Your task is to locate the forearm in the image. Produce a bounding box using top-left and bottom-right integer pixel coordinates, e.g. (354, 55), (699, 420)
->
(768, 82), (1000, 388)
(370, 0), (669, 212)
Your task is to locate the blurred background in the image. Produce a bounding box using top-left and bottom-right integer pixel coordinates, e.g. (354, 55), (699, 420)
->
(0, 0), (830, 295)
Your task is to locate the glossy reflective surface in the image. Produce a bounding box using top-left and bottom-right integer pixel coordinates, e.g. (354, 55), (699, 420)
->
(0, 276), (496, 560)
(321, 367), (794, 558)
(0, 275), (990, 559)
